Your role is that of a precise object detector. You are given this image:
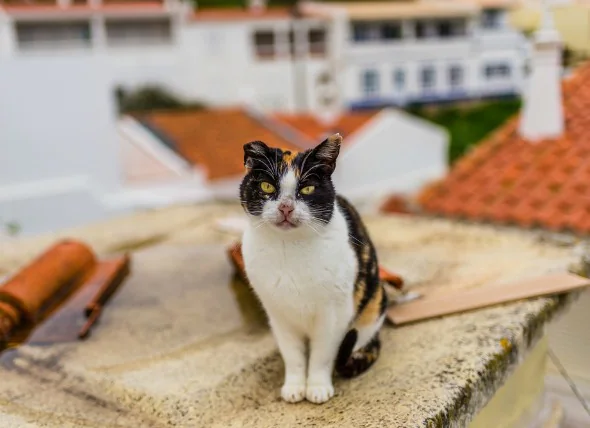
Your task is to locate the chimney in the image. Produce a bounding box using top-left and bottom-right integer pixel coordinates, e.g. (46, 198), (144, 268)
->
(518, 0), (564, 142)
(248, 0), (266, 13)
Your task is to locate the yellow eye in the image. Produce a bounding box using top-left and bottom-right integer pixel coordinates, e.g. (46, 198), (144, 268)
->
(300, 185), (315, 195)
(260, 182), (275, 193)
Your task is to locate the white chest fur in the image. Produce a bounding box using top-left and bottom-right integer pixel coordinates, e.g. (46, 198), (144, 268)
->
(242, 206), (357, 335)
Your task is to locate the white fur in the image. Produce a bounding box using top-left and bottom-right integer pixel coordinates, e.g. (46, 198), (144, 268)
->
(242, 200), (358, 404)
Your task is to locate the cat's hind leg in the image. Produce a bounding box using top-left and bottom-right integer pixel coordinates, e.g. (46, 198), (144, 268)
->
(335, 283), (387, 378)
(335, 316), (384, 379)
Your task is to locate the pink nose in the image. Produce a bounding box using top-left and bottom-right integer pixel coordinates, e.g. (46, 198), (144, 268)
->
(278, 202), (294, 218)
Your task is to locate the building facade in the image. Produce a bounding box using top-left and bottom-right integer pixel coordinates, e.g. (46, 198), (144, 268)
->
(303, 1), (530, 109)
(0, 0), (530, 113)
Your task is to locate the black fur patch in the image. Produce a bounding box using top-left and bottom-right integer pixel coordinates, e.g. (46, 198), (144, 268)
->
(336, 334), (381, 379)
(239, 137), (341, 224)
(336, 195), (384, 314)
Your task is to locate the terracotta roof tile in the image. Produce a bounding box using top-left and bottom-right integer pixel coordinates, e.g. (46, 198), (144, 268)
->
(272, 111), (378, 144)
(138, 108), (380, 182)
(139, 108), (301, 181)
(192, 7), (297, 22)
(414, 61), (590, 235)
(2, 1), (164, 12)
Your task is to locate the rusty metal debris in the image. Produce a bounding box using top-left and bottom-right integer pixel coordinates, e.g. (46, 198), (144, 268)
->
(0, 240), (131, 348)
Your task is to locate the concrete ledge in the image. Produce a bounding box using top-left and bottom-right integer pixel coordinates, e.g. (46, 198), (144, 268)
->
(0, 204), (584, 427)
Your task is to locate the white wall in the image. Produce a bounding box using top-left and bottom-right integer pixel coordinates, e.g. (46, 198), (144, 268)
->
(334, 109), (448, 202)
(0, 54), (123, 235)
(342, 15), (529, 106)
(180, 18), (331, 112)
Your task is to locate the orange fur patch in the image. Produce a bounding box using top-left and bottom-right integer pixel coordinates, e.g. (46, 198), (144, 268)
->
(355, 286), (384, 328)
(282, 151), (297, 164)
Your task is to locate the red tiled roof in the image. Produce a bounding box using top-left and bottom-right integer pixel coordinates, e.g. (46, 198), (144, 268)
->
(379, 195), (412, 214)
(140, 108), (301, 181)
(416, 61), (590, 234)
(192, 7), (297, 21)
(1, 1), (165, 13)
(273, 111), (378, 145)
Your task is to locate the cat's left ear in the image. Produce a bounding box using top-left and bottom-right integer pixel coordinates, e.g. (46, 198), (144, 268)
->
(311, 133), (342, 173)
(243, 140), (269, 170)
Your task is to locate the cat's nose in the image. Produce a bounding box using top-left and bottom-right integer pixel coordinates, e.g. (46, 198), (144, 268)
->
(278, 202), (294, 218)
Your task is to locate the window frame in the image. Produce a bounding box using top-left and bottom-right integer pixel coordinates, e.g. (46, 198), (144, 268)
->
(362, 69), (380, 97)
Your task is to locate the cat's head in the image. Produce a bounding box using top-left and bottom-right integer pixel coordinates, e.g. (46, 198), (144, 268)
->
(239, 134), (342, 232)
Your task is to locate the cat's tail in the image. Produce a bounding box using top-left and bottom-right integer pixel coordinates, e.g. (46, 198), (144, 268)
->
(335, 329), (381, 379)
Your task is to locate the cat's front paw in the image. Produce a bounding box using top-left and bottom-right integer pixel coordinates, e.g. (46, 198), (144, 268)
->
(281, 382), (306, 403)
(306, 383), (334, 404)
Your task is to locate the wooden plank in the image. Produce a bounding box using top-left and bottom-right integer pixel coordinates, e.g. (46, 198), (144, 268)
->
(387, 273), (590, 326)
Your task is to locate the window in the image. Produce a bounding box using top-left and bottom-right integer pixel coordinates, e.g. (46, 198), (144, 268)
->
(416, 20), (429, 39)
(352, 22), (371, 42)
(362, 70), (380, 97)
(448, 66), (463, 88)
(393, 69), (405, 91)
(484, 64), (511, 79)
(352, 22), (381, 42)
(481, 9), (502, 29)
(106, 19), (172, 46)
(253, 30), (275, 59)
(437, 21), (453, 38)
(451, 19), (468, 37)
(288, 30), (296, 56)
(381, 22), (402, 40)
(308, 28), (326, 56)
(420, 66), (436, 90)
(16, 21), (91, 50)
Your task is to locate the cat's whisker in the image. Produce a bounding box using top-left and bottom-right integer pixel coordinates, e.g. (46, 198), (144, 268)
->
(260, 151), (278, 177)
(305, 222), (323, 237)
(251, 167), (275, 178)
(298, 148), (314, 179)
(300, 164), (324, 183)
(255, 154), (277, 179)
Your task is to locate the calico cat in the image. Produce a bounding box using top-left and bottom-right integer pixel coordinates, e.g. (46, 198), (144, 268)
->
(239, 134), (387, 404)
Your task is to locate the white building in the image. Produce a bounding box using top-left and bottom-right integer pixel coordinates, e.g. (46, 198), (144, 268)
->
(0, 55), (123, 236)
(303, 0), (530, 109)
(0, 0), (530, 113)
(0, 0), (523, 235)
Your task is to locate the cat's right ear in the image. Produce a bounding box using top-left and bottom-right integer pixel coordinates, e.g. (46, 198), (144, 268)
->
(243, 141), (269, 171)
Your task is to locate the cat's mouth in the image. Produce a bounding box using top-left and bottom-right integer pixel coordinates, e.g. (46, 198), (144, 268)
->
(276, 219), (298, 230)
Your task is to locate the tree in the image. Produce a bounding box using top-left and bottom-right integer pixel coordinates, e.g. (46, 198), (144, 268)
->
(116, 86), (206, 114)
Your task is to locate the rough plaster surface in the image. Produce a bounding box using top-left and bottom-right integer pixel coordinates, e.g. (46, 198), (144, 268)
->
(0, 204), (584, 427)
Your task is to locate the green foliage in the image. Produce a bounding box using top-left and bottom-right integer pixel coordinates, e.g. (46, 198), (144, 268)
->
(196, 0), (290, 7)
(5, 221), (21, 237)
(408, 99), (521, 164)
(116, 86), (207, 114)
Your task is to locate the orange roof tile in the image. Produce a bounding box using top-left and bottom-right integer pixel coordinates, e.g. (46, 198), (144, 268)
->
(139, 108), (302, 181)
(273, 111), (378, 145)
(192, 7), (297, 22)
(1, 1), (165, 13)
(415, 61), (590, 235)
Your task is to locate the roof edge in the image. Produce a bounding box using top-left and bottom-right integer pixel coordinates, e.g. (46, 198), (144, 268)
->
(244, 107), (317, 151)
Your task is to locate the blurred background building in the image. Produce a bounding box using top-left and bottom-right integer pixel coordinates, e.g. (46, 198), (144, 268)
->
(0, 0), (544, 236)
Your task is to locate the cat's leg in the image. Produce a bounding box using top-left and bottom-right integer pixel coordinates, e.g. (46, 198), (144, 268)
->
(306, 306), (351, 404)
(267, 314), (307, 403)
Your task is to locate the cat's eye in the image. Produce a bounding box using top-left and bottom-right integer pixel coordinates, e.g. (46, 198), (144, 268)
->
(260, 182), (276, 193)
(300, 185), (315, 195)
